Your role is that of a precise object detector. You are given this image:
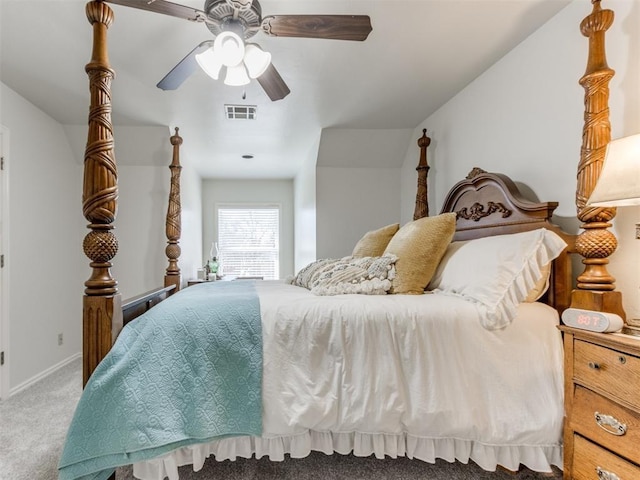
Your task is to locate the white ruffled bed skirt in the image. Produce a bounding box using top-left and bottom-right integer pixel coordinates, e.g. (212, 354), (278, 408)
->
(133, 430), (562, 480)
(132, 285), (565, 480)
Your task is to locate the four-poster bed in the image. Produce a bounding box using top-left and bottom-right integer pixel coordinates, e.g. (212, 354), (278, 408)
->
(67, 0), (631, 479)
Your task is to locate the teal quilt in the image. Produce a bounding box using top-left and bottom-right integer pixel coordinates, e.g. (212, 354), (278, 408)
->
(58, 281), (263, 480)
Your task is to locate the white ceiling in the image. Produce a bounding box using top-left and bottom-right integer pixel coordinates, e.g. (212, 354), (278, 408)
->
(0, 0), (571, 179)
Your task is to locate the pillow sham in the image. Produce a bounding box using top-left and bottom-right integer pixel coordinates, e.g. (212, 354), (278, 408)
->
(428, 228), (567, 330)
(383, 212), (457, 294)
(310, 255), (397, 296)
(352, 223), (400, 258)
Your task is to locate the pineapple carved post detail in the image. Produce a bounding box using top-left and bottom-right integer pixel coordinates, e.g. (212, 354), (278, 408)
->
(82, 1), (123, 386)
(571, 0), (625, 319)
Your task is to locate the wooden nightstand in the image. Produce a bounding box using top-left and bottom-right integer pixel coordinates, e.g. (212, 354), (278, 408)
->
(560, 326), (640, 479)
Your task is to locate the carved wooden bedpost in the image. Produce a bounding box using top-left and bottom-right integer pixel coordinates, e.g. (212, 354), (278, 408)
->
(164, 127), (183, 291)
(571, 0), (625, 319)
(82, 0), (122, 387)
(413, 129), (431, 220)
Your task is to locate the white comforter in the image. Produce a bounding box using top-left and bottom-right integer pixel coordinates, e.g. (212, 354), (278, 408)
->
(134, 281), (564, 479)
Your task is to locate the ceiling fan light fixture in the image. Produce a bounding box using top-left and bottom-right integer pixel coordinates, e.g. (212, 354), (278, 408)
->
(243, 44), (272, 79)
(214, 31), (245, 67)
(195, 47), (223, 80)
(224, 64), (251, 86)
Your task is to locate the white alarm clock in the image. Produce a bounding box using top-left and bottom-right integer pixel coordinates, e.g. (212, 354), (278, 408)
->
(561, 308), (624, 333)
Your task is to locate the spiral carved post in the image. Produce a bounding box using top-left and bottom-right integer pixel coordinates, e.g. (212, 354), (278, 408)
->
(82, 1), (122, 386)
(413, 129), (431, 220)
(570, 0), (625, 319)
(164, 127), (183, 291)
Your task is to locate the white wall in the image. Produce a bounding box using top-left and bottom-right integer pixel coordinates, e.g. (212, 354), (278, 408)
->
(316, 166), (401, 259)
(202, 179), (295, 279)
(100, 127), (202, 299)
(315, 128), (411, 260)
(0, 84), (201, 393)
(0, 82), (85, 393)
(179, 157), (203, 285)
(399, 0), (640, 319)
(293, 139), (319, 273)
(113, 165), (170, 299)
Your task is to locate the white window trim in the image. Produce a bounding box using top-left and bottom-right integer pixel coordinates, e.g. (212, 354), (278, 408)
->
(215, 203), (281, 280)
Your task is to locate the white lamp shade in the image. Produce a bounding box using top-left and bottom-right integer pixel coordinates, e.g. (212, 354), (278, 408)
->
(195, 47), (223, 80)
(214, 31), (245, 67)
(224, 64), (250, 86)
(243, 44), (271, 79)
(587, 133), (640, 207)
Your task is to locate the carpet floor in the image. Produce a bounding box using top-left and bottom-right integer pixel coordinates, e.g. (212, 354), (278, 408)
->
(1, 358), (563, 480)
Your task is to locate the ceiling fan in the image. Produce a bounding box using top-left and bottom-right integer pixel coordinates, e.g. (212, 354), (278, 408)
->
(103, 0), (373, 101)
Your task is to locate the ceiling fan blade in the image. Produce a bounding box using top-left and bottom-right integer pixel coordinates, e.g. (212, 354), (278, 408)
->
(157, 41), (214, 91)
(257, 64), (290, 101)
(103, 0), (214, 25)
(261, 15), (372, 41)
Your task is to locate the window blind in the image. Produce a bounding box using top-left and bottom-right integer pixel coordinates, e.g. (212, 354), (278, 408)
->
(217, 206), (280, 280)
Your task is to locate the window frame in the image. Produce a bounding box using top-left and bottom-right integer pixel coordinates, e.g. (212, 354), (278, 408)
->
(214, 202), (282, 280)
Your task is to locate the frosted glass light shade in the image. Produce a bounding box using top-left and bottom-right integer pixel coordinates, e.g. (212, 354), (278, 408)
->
(224, 64), (250, 86)
(587, 133), (640, 207)
(195, 47), (223, 80)
(243, 44), (271, 79)
(214, 31), (245, 67)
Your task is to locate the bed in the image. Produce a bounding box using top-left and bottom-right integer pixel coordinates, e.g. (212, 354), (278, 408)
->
(65, 1), (624, 480)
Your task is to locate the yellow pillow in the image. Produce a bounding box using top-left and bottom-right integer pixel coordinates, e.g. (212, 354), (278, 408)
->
(524, 262), (551, 302)
(384, 213), (457, 294)
(352, 223), (400, 258)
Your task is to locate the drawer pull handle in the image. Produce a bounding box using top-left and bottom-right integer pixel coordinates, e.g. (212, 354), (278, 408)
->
(588, 362), (601, 370)
(597, 467), (621, 480)
(618, 355), (626, 364)
(595, 412), (627, 436)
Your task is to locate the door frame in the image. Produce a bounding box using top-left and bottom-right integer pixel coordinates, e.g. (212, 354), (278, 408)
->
(0, 125), (10, 400)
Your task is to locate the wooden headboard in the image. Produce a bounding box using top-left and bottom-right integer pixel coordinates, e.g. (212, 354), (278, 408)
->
(439, 168), (577, 314)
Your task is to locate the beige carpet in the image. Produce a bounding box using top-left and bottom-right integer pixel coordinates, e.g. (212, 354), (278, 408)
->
(1, 358), (562, 480)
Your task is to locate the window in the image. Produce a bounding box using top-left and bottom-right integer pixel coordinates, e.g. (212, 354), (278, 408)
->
(217, 205), (280, 280)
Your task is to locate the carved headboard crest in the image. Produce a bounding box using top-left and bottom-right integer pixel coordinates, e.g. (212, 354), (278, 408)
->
(456, 202), (512, 222)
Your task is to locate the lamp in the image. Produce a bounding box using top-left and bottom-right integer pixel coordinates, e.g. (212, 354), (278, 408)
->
(195, 48), (223, 80)
(224, 63), (251, 86)
(243, 44), (271, 79)
(588, 134), (640, 207)
(194, 34), (272, 87)
(214, 31), (245, 67)
(587, 133), (640, 330)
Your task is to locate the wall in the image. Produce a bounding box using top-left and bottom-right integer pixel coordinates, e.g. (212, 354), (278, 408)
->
(293, 139), (320, 273)
(316, 167), (401, 259)
(202, 179), (294, 279)
(0, 84), (201, 393)
(315, 128), (411, 260)
(113, 165), (171, 299)
(399, 0), (640, 319)
(0, 82), (85, 394)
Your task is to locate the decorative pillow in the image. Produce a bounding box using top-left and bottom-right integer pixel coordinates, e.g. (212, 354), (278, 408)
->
(352, 223), (400, 258)
(428, 228), (567, 330)
(310, 255), (397, 296)
(383, 213), (457, 294)
(290, 257), (340, 289)
(524, 262), (551, 302)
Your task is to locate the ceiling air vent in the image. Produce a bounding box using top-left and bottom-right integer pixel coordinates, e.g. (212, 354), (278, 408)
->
(225, 104), (257, 120)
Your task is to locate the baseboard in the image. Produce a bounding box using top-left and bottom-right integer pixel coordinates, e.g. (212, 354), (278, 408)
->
(9, 352), (81, 397)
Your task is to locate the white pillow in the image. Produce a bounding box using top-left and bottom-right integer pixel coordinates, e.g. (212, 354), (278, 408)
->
(428, 229), (567, 330)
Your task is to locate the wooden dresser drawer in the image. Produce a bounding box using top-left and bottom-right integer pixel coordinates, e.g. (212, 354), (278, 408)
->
(571, 385), (640, 465)
(574, 339), (640, 411)
(572, 434), (640, 480)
